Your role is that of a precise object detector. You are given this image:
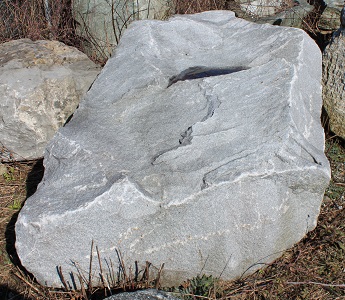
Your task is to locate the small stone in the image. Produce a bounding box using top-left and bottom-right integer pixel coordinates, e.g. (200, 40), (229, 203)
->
(104, 289), (180, 300)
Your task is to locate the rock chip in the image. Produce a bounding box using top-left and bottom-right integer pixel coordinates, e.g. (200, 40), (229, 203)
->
(16, 11), (330, 288)
(323, 25), (345, 139)
(0, 39), (100, 161)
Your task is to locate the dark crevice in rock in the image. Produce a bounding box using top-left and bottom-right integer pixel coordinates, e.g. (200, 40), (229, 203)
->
(179, 126), (193, 145)
(167, 66), (249, 87)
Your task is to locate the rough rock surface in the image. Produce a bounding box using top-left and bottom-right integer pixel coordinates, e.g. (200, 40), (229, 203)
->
(104, 289), (180, 300)
(0, 39), (100, 161)
(16, 11), (330, 288)
(323, 26), (345, 139)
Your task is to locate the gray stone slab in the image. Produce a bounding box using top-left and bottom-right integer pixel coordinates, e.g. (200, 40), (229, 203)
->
(15, 11), (330, 288)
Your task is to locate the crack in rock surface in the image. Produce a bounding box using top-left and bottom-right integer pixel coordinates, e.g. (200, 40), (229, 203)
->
(151, 80), (222, 165)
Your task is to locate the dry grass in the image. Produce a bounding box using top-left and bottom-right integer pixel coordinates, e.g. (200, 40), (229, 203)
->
(0, 0), (79, 43)
(173, 0), (228, 14)
(0, 0), (88, 63)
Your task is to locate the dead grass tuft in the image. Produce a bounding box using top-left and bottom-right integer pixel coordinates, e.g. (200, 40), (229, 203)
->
(172, 0), (228, 14)
(0, 0), (85, 62)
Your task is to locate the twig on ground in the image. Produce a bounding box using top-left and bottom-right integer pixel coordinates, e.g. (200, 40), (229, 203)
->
(78, 274), (88, 299)
(57, 266), (69, 291)
(287, 281), (345, 288)
(155, 263), (164, 289)
(115, 248), (128, 290)
(96, 245), (112, 295)
(88, 240), (94, 294)
(14, 267), (45, 297)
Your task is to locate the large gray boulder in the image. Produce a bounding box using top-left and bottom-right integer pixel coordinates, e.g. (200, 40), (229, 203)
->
(16, 11), (330, 288)
(322, 21), (345, 139)
(0, 39), (100, 161)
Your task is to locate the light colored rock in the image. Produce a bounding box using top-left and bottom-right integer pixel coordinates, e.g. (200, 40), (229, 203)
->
(105, 289), (180, 300)
(73, 0), (171, 59)
(16, 11), (330, 288)
(0, 39), (101, 161)
(323, 27), (345, 139)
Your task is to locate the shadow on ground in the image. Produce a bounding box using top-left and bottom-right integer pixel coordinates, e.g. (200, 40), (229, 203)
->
(2, 159), (44, 299)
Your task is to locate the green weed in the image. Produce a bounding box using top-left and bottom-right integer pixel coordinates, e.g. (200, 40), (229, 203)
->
(8, 198), (22, 210)
(2, 167), (15, 182)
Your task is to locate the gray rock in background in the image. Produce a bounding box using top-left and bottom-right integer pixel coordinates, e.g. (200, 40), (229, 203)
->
(0, 39), (101, 161)
(323, 0), (344, 10)
(105, 289), (180, 300)
(229, 0), (313, 29)
(251, 0), (313, 29)
(236, 0), (286, 17)
(16, 11), (330, 288)
(73, 0), (171, 60)
(319, 0), (344, 32)
(318, 7), (341, 33)
(323, 25), (345, 139)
